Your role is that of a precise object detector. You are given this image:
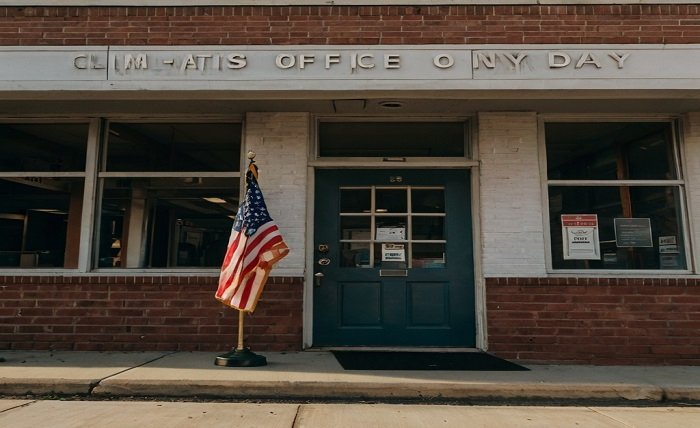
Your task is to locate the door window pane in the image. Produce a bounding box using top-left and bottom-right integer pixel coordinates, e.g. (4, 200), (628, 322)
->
(340, 189), (371, 213)
(412, 188), (445, 213)
(376, 189), (407, 213)
(340, 216), (371, 241)
(340, 242), (371, 268)
(412, 216), (445, 240)
(412, 243), (446, 268)
(376, 216), (407, 241)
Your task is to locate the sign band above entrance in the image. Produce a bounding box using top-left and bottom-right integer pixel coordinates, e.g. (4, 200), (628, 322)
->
(2, 45), (700, 91)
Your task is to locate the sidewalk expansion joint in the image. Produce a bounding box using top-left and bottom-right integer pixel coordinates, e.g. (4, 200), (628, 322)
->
(86, 351), (179, 395)
(290, 404), (302, 428)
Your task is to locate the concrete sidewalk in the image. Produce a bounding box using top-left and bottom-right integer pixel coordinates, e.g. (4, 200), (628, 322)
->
(1, 350), (700, 403)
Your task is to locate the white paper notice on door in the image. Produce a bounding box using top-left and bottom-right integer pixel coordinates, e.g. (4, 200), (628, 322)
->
(376, 227), (405, 241)
(381, 243), (406, 262)
(562, 214), (600, 260)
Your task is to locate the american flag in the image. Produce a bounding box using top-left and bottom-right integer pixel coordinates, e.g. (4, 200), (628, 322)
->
(215, 163), (289, 312)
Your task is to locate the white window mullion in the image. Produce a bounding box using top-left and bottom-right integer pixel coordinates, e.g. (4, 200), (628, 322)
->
(78, 118), (102, 272)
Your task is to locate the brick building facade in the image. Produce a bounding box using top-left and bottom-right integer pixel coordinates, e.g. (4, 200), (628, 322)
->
(1, 3), (700, 365)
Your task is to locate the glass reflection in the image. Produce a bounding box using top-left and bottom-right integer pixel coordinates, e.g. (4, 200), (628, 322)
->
(376, 189), (407, 213)
(0, 123), (89, 172)
(98, 177), (239, 268)
(340, 189), (371, 213)
(106, 123), (241, 172)
(0, 177), (84, 268)
(341, 243), (371, 268)
(341, 216), (371, 241)
(412, 217), (445, 240)
(412, 188), (445, 213)
(412, 243), (446, 268)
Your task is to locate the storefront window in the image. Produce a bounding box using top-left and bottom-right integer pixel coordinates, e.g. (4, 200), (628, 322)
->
(97, 122), (241, 269)
(0, 123), (89, 268)
(545, 121), (687, 270)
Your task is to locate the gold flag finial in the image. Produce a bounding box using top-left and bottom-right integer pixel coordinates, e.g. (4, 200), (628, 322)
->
(247, 151), (258, 180)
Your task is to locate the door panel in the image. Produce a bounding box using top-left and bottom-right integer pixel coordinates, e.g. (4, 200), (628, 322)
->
(313, 169), (474, 347)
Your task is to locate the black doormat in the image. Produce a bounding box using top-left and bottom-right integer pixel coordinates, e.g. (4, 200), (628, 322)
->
(332, 351), (529, 371)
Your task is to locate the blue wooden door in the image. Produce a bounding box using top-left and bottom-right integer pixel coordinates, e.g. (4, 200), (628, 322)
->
(313, 169), (475, 347)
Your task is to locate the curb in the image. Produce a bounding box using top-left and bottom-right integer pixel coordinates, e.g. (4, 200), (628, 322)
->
(0, 379), (94, 396)
(90, 379), (665, 402)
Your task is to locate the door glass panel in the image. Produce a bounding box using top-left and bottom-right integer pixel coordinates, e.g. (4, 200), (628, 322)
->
(340, 188), (371, 213)
(340, 216), (371, 241)
(376, 189), (407, 213)
(373, 242), (408, 268)
(412, 243), (446, 268)
(412, 188), (445, 213)
(336, 184), (449, 269)
(412, 216), (445, 240)
(340, 242), (371, 268)
(376, 216), (407, 241)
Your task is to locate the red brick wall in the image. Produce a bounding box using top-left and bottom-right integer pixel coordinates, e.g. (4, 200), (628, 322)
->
(486, 277), (700, 365)
(0, 276), (303, 352)
(5, 274), (699, 364)
(0, 5), (699, 45)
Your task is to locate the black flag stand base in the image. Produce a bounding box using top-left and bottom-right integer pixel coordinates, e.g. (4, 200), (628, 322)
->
(215, 347), (267, 367)
(215, 309), (267, 367)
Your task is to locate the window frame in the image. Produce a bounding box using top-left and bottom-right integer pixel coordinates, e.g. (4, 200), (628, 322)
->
(538, 114), (693, 275)
(0, 116), (243, 274)
(311, 116), (477, 169)
(92, 117), (244, 273)
(0, 117), (99, 273)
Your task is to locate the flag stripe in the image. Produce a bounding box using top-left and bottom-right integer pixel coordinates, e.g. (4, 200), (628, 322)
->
(216, 166), (289, 312)
(236, 236), (286, 308)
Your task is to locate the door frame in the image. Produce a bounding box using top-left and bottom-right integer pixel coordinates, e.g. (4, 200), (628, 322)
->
(303, 163), (486, 350)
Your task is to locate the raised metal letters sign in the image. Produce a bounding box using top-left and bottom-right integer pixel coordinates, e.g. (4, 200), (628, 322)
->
(1, 45), (700, 91)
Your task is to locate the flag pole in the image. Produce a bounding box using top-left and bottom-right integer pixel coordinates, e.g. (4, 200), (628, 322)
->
(236, 310), (245, 351)
(215, 151), (267, 367)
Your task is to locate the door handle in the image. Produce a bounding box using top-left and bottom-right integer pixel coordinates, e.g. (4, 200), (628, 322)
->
(314, 272), (324, 287)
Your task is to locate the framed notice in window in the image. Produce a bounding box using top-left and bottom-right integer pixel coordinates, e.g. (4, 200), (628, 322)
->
(614, 218), (653, 248)
(561, 214), (600, 260)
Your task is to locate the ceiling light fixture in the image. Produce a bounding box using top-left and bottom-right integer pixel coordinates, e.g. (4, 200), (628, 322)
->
(203, 197), (227, 204)
(378, 100), (405, 109)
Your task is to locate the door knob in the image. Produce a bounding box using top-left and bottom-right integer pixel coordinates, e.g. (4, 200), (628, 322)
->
(314, 272), (324, 287)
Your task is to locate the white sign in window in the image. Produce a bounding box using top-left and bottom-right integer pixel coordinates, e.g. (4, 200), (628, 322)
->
(561, 214), (600, 260)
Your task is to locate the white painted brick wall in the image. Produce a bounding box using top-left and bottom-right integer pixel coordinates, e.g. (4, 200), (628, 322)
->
(245, 112), (309, 276)
(478, 112), (547, 276)
(683, 113), (700, 273)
